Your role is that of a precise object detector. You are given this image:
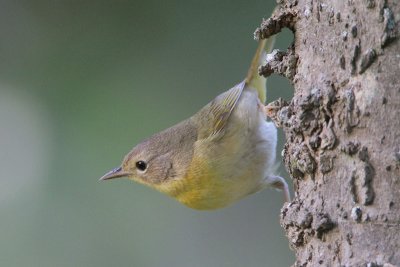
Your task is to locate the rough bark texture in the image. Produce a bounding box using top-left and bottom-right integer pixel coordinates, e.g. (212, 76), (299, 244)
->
(257, 1), (400, 266)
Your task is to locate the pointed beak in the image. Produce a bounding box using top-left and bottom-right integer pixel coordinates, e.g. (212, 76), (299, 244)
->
(99, 167), (131, 181)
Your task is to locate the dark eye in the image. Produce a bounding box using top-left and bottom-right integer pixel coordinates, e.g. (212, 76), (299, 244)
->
(135, 160), (147, 171)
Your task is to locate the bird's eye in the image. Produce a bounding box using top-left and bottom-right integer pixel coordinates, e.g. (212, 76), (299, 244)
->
(135, 160), (147, 171)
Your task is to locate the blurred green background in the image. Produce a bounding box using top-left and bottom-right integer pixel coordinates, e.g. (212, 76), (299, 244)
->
(0, 1), (294, 266)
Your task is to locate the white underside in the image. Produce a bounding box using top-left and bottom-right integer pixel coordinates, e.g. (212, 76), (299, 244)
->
(212, 89), (278, 201)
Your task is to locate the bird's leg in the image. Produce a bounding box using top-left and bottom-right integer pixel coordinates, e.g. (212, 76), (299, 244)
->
(267, 175), (291, 203)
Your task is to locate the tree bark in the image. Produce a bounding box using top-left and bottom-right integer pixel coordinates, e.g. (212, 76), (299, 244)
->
(256, 1), (400, 266)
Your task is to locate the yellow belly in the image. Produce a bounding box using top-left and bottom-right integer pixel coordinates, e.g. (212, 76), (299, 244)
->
(154, 146), (263, 210)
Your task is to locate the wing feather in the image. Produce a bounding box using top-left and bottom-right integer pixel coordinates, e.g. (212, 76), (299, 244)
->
(194, 81), (245, 138)
(210, 81), (244, 135)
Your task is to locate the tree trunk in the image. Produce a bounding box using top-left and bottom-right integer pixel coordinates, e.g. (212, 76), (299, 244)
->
(256, 1), (400, 266)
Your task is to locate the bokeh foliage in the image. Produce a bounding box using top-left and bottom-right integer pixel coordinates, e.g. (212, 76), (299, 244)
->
(0, 1), (294, 266)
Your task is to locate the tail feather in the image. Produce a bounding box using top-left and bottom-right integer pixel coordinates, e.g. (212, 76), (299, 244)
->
(245, 34), (275, 104)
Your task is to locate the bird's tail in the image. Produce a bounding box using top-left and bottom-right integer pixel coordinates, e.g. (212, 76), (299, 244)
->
(245, 34), (275, 104)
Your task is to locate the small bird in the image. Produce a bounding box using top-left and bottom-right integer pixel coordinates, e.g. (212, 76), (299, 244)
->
(100, 35), (290, 210)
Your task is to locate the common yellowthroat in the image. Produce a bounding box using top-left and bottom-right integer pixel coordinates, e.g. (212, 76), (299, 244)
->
(100, 35), (290, 210)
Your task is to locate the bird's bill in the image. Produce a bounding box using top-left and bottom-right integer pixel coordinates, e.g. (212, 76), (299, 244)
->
(99, 167), (130, 181)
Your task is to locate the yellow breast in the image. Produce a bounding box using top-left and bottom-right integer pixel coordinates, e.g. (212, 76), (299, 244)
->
(153, 153), (227, 210)
(154, 146), (261, 210)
